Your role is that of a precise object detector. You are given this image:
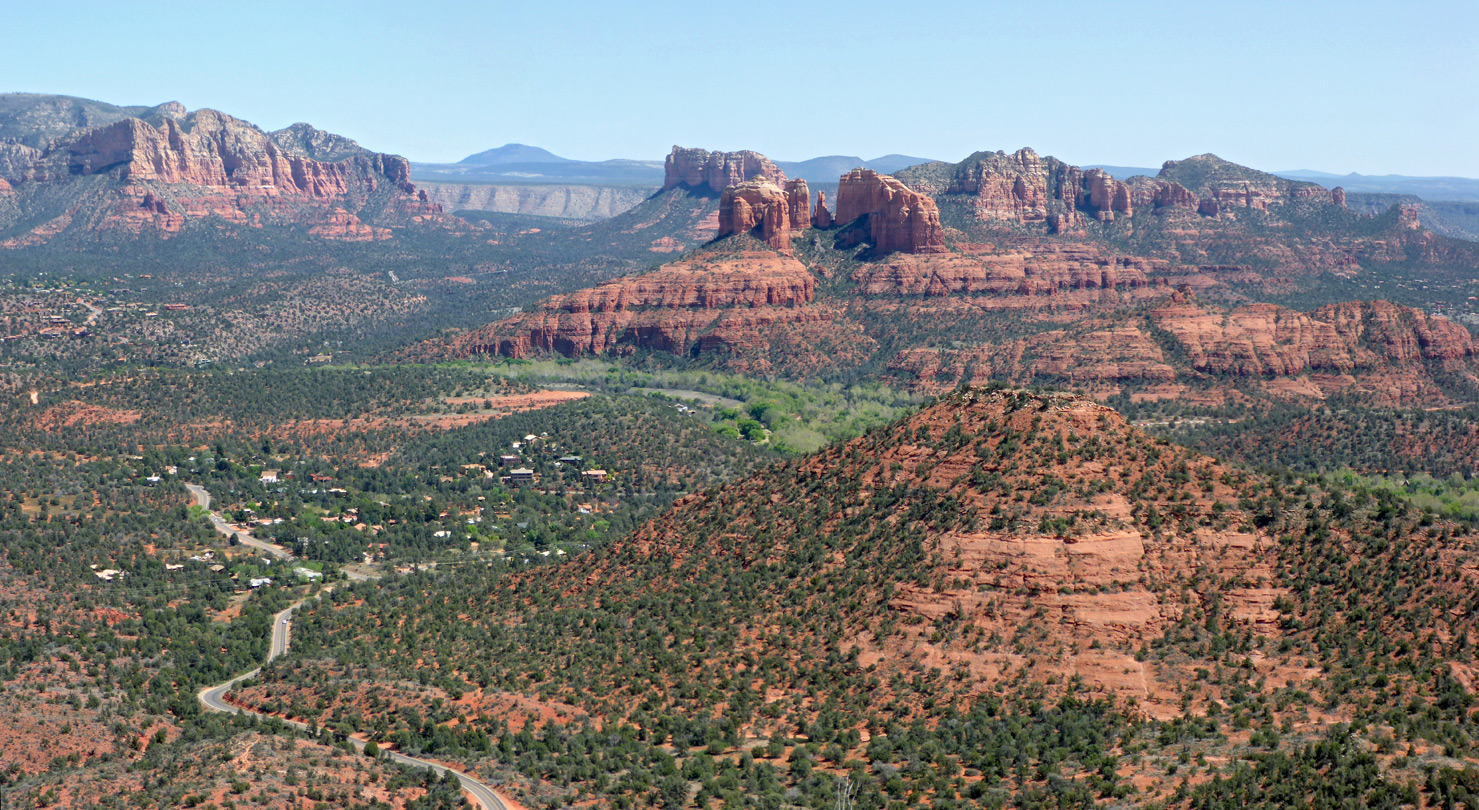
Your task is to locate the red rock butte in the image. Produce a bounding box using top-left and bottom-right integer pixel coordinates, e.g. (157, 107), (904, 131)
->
(717, 178), (811, 252)
(833, 168), (947, 254)
(663, 146), (786, 195)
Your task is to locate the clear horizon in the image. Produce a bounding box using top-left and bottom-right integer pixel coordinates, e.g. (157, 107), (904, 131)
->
(5, 0), (1476, 176)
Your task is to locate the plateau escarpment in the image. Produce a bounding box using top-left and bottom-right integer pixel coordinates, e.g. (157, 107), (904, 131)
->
(0, 103), (442, 245)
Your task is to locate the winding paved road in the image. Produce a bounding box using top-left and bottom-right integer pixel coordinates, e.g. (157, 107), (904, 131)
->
(187, 483), (377, 581)
(190, 481), (508, 810)
(186, 483), (295, 561)
(199, 596), (508, 810)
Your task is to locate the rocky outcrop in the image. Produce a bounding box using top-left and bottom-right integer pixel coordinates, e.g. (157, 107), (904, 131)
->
(0, 107), (441, 242)
(1331, 186), (1347, 208)
(943, 148), (1073, 224)
(784, 179), (810, 231)
(914, 148), (1349, 228)
(36, 112), (417, 196)
(718, 180), (794, 251)
(268, 122), (371, 162)
(851, 244), (1162, 300)
(1313, 299), (1477, 367)
(886, 292), (1478, 407)
(425, 253), (874, 373)
(1157, 153), (1328, 214)
(662, 146), (785, 194)
(832, 169), (946, 254)
(935, 148), (1209, 227)
(1083, 169), (1133, 221)
(812, 190), (832, 228)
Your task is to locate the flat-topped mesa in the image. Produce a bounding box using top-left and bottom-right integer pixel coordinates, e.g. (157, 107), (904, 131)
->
(662, 146), (786, 194)
(832, 168), (946, 254)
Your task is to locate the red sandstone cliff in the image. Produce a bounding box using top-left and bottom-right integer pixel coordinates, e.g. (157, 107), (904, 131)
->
(0, 107), (441, 243)
(832, 169), (946, 254)
(718, 180), (794, 251)
(938, 148), (1204, 228)
(888, 292), (1479, 407)
(662, 146), (786, 194)
(716, 178), (814, 251)
(427, 253), (869, 373)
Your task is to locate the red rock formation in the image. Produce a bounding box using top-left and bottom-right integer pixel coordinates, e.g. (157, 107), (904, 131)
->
(784, 179), (810, 231)
(936, 149), (1352, 228)
(140, 192), (168, 215)
(718, 180), (793, 251)
(0, 107), (441, 243)
(946, 148), (1066, 223)
(662, 146), (785, 194)
(812, 191), (832, 229)
(851, 245), (1161, 300)
(425, 253), (874, 374)
(1332, 186), (1347, 208)
(1083, 169), (1133, 221)
(834, 169), (946, 254)
(39, 112), (417, 198)
(884, 292), (1477, 407)
(1132, 178), (1200, 211)
(1313, 299), (1477, 367)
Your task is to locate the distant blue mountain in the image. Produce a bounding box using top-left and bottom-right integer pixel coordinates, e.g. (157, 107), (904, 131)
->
(415, 147), (939, 188)
(1273, 170), (1479, 202)
(1084, 165), (1160, 180)
(1087, 163), (1479, 203)
(457, 143), (572, 165)
(776, 154), (937, 185)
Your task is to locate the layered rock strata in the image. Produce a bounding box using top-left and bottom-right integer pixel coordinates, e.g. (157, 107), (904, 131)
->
(0, 107), (441, 241)
(718, 180), (795, 251)
(889, 293), (1479, 406)
(437, 253), (841, 368)
(832, 169), (946, 254)
(923, 148), (1344, 228)
(662, 146), (786, 194)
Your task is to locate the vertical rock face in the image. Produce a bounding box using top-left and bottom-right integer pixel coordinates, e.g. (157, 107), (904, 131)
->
(833, 169), (946, 254)
(0, 106), (441, 241)
(718, 180), (794, 251)
(44, 111), (418, 197)
(1083, 169), (1133, 221)
(812, 190), (832, 229)
(662, 146), (786, 194)
(1332, 187), (1347, 208)
(784, 179), (810, 231)
(946, 148), (1062, 223)
(926, 148), (1349, 228)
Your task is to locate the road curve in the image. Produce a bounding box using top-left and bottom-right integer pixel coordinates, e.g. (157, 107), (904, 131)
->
(186, 482), (297, 561)
(198, 598), (508, 810)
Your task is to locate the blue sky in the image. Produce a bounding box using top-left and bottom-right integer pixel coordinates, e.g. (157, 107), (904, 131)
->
(5, 0), (1476, 175)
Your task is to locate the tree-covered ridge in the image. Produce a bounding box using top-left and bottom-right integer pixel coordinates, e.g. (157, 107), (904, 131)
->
(239, 387), (1479, 808)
